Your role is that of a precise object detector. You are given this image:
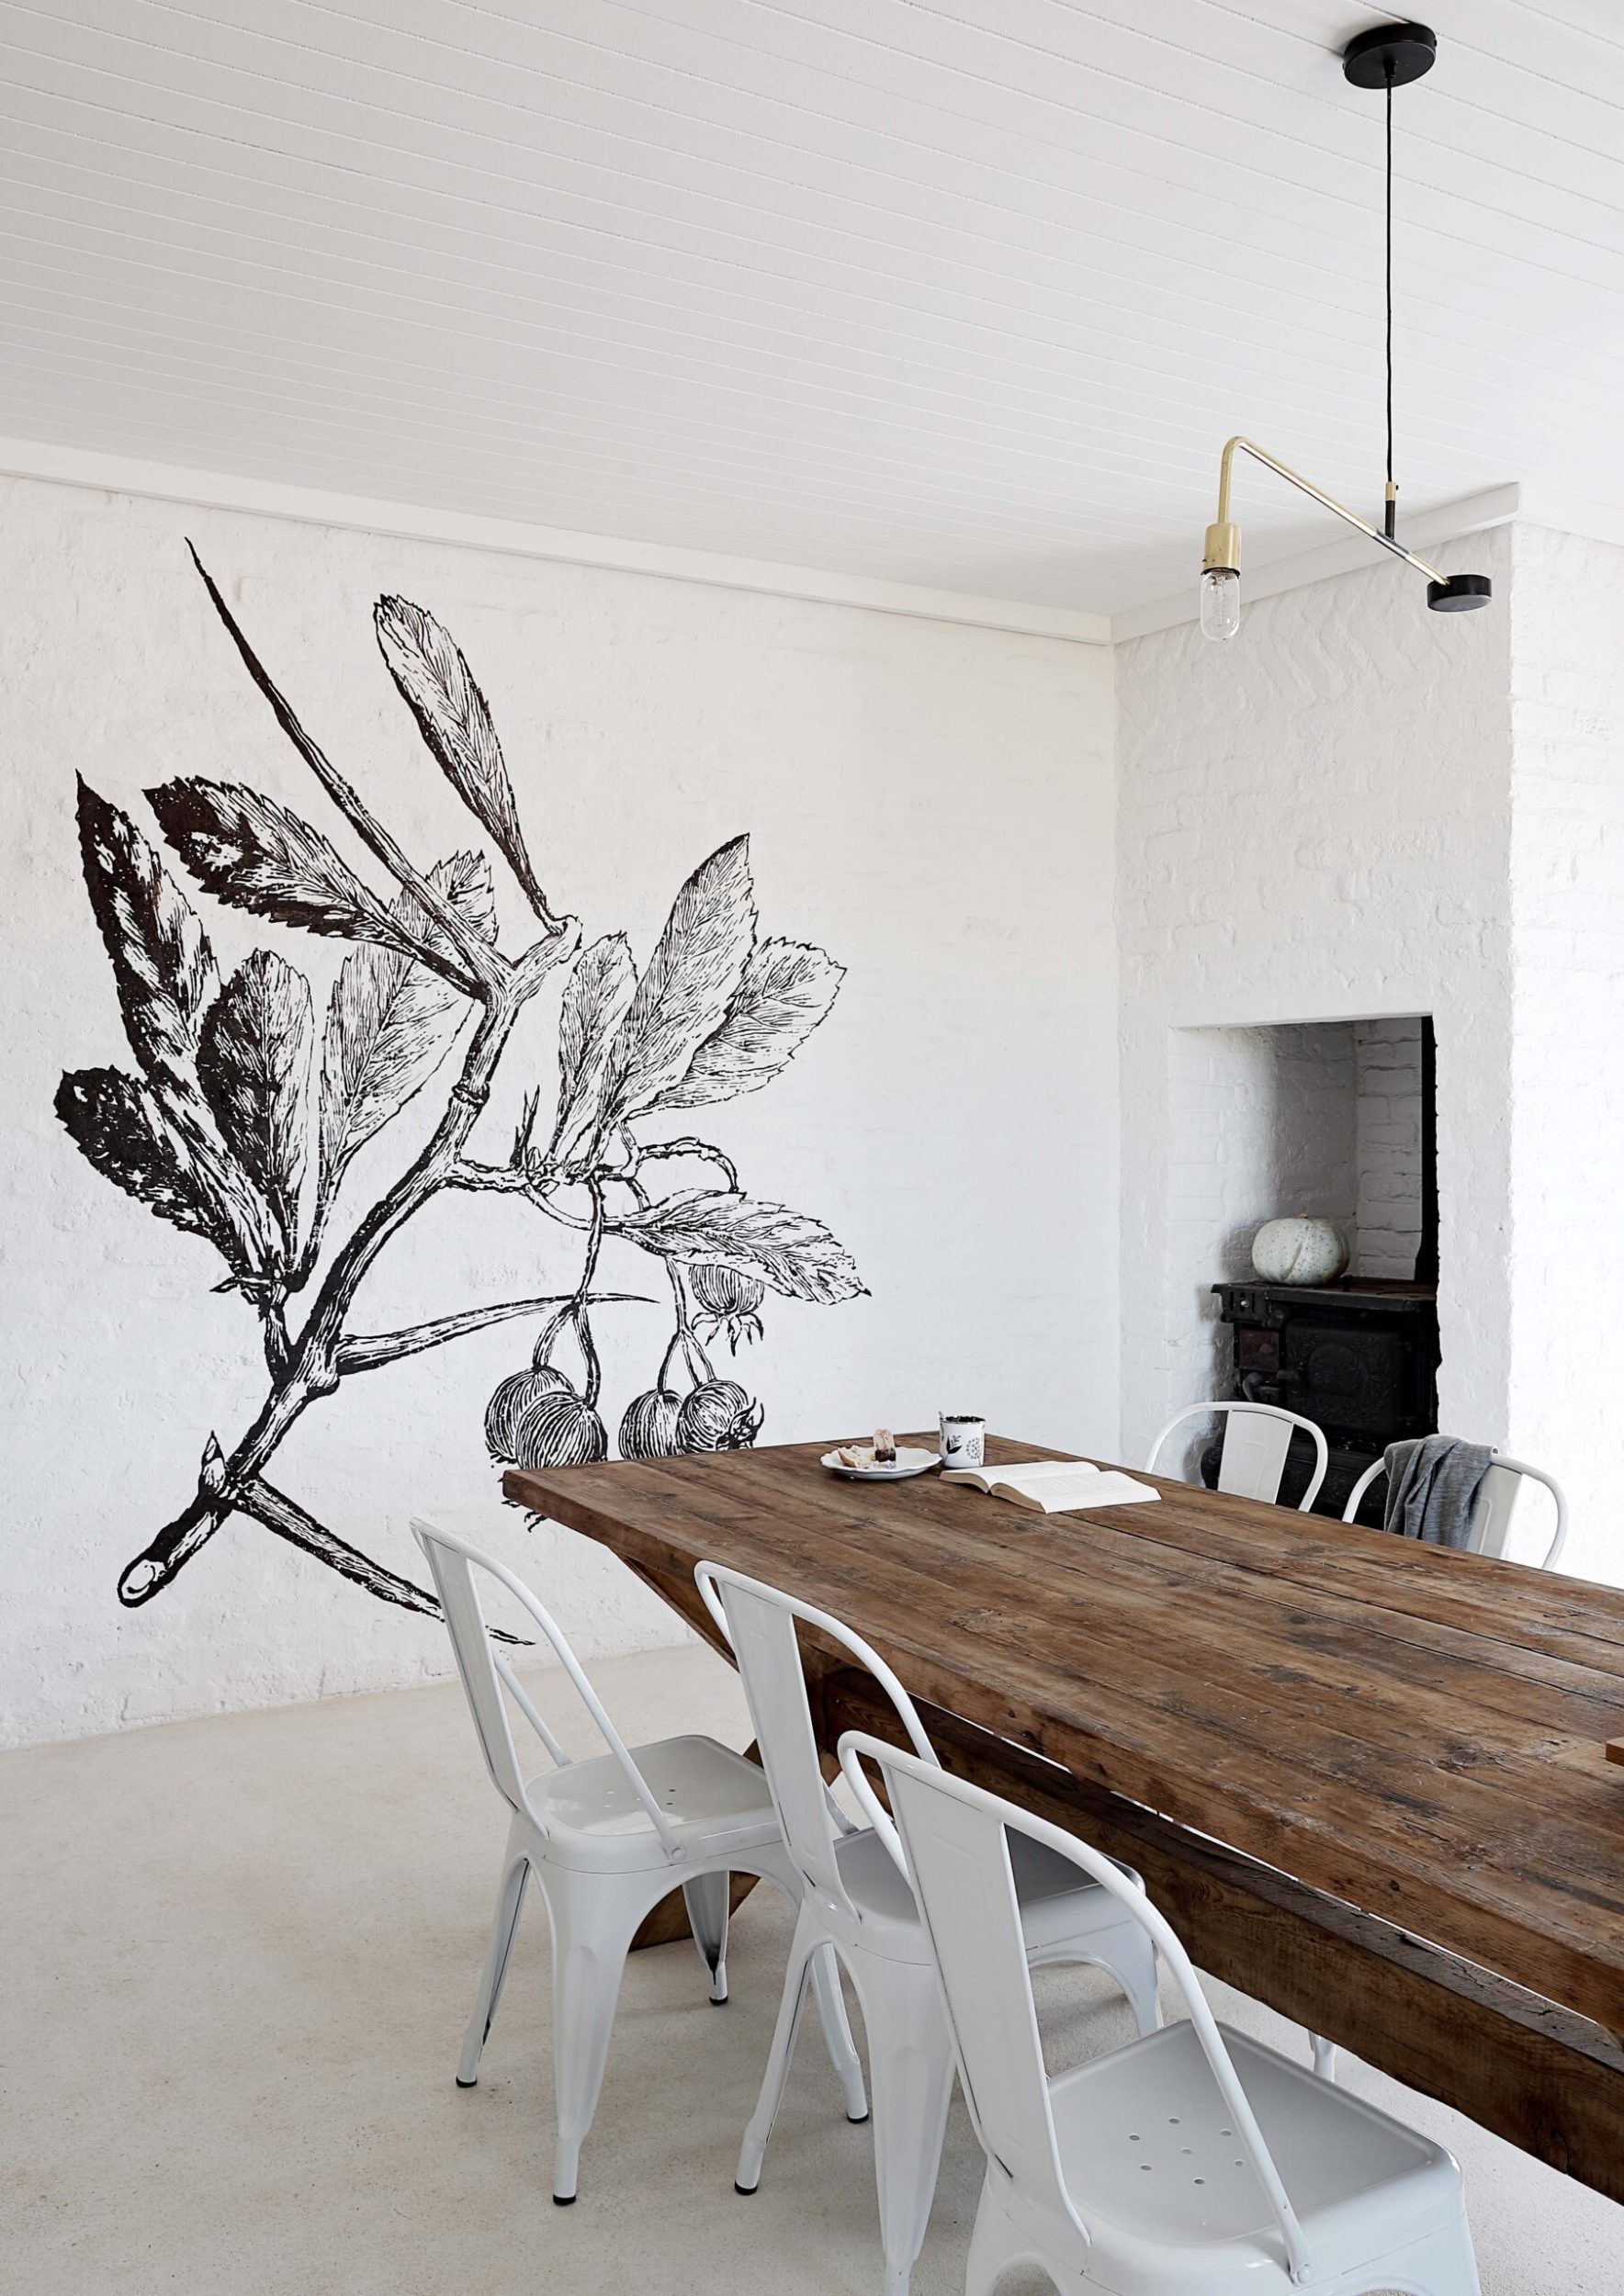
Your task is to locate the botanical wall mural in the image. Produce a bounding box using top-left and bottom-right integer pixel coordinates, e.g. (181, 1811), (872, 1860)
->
(57, 547), (863, 1625)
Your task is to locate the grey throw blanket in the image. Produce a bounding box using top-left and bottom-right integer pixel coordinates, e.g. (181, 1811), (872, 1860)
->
(1382, 1435), (1494, 1548)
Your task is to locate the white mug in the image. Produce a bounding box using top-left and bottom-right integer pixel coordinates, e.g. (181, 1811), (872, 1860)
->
(939, 1413), (986, 1469)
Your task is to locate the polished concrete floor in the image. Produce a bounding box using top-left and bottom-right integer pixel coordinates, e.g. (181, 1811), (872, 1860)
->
(4, 1641), (1618, 2294)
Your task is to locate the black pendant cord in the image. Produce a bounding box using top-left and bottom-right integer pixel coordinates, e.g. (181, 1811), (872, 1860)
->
(1384, 63), (1396, 537)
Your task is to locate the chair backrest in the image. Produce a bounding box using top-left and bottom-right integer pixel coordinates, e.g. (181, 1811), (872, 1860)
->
(1146, 1401), (1327, 1513)
(413, 1517), (687, 1859)
(694, 1561), (939, 1929)
(838, 1730), (1314, 2286)
(1341, 1453), (1568, 1570)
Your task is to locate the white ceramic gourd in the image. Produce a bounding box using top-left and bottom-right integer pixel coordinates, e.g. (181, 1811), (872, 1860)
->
(1251, 1217), (1349, 1287)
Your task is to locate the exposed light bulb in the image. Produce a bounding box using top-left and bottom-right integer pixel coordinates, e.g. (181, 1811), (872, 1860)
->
(1199, 565), (1241, 642)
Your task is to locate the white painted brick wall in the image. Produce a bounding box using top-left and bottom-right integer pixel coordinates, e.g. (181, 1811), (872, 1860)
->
(1506, 523), (1624, 1584)
(0, 474), (1120, 1745)
(1116, 532), (1516, 1473)
(1354, 1018), (1425, 1279)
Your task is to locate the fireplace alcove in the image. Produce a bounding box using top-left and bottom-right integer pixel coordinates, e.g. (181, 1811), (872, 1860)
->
(1165, 1015), (1440, 1521)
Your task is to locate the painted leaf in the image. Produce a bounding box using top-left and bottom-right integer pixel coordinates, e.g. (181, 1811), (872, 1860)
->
(147, 778), (406, 951)
(319, 853), (494, 1189)
(76, 779), (220, 1096)
(375, 596), (549, 917)
(198, 951), (314, 1265)
(594, 838), (756, 1135)
(550, 933), (636, 1160)
(615, 1187), (864, 1306)
(660, 939), (845, 1110)
(54, 1065), (277, 1277)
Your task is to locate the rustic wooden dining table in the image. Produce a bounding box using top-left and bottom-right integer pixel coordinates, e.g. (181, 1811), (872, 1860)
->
(504, 1432), (1624, 2204)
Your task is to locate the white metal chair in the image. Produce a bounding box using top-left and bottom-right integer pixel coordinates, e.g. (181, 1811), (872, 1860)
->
(412, 1518), (866, 2203)
(1342, 1452), (1568, 1571)
(696, 1560), (1161, 2296)
(839, 1731), (1482, 2296)
(1146, 1401), (1328, 1513)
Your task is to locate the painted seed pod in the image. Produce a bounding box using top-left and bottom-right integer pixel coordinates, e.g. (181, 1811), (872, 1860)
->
(618, 1387), (685, 1461)
(676, 1379), (764, 1453)
(691, 1261), (767, 1352)
(511, 1387), (608, 1470)
(484, 1365), (572, 1463)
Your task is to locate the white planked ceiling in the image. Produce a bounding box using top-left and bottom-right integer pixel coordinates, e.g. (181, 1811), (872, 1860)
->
(2, 0), (1621, 613)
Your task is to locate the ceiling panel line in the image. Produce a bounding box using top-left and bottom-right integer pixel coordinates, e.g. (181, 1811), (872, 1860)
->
(4, 187), (1540, 451)
(10, 42), (1619, 326)
(17, 0), (1624, 284)
(0, 247), (1504, 487)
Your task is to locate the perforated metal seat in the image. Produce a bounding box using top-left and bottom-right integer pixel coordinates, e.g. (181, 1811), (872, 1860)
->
(1047, 2021), (1464, 2289)
(838, 1731), (1481, 2296)
(527, 1736), (784, 1873)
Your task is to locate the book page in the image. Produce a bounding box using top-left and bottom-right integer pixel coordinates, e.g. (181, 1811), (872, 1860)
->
(942, 1457), (1091, 1491)
(991, 1465), (1158, 1514)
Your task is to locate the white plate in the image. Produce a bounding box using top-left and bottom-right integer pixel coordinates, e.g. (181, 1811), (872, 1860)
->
(820, 1446), (938, 1481)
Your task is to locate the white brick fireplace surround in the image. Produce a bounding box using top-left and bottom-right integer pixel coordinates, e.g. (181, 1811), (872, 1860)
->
(1118, 523), (1624, 1593)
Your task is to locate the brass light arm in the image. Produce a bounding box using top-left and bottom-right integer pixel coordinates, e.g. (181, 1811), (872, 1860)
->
(1204, 434), (1448, 585)
(1197, 31), (1491, 641)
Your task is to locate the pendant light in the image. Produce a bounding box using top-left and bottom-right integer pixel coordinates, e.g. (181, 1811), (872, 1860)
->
(1199, 21), (1491, 641)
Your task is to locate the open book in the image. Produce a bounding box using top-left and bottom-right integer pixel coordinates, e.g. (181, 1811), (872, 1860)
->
(941, 1458), (1159, 1516)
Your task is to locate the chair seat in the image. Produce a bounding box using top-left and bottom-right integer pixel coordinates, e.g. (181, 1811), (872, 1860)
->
(1047, 2020), (1464, 2292)
(527, 1734), (782, 1872)
(834, 1821), (1138, 1965)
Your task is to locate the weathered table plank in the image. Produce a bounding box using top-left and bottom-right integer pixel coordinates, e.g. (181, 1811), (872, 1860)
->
(505, 1433), (1624, 2201)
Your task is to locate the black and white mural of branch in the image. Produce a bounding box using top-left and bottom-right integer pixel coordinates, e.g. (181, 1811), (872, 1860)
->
(58, 546), (863, 1619)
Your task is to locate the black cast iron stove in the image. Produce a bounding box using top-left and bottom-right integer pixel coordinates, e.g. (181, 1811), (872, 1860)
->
(1209, 1278), (1439, 1521)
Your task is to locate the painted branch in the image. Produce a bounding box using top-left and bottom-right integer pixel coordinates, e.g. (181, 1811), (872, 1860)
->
(116, 929), (578, 1604)
(186, 545), (504, 997)
(445, 1158), (533, 1194)
(637, 1137), (741, 1192)
(337, 1290), (653, 1375)
(233, 1479), (443, 1617)
(119, 1486), (235, 1604)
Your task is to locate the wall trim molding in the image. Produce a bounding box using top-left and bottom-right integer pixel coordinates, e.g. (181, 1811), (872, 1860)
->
(0, 434), (1111, 647)
(11, 440), (1609, 649)
(1110, 485), (1526, 644)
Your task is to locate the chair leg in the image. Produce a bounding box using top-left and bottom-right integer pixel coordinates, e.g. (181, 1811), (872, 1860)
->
(808, 1942), (869, 2121)
(748, 1848), (867, 2117)
(456, 1850), (529, 2088)
(735, 1902), (822, 2194)
(546, 1870), (641, 2204)
(1025, 1928), (1162, 2038)
(1312, 2032), (1339, 2081)
(682, 1869), (732, 2004)
(854, 1958), (956, 2296)
(1066, 1923), (1160, 2037)
(964, 2180), (1022, 2296)
(1122, 1928), (1163, 2035)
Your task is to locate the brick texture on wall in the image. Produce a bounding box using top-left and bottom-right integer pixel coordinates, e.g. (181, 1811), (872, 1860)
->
(0, 474), (1120, 1745)
(1506, 523), (1624, 1584)
(1115, 531), (1516, 1476)
(1354, 1017), (1425, 1280)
